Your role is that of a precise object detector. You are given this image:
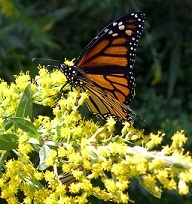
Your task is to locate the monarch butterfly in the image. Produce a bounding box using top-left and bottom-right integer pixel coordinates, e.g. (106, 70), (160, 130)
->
(59, 12), (145, 123)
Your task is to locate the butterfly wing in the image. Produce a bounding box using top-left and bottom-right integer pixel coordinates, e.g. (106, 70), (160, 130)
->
(75, 12), (145, 106)
(60, 12), (145, 121)
(76, 77), (144, 122)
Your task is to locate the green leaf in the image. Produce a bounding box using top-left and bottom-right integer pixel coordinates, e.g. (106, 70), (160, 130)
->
(0, 134), (19, 150)
(137, 176), (161, 198)
(38, 145), (50, 171)
(9, 117), (38, 138)
(4, 118), (13, 131)
(16, 84), (33, 119)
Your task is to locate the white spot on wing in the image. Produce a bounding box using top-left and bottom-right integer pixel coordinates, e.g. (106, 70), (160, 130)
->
(113, 22), (117, 26)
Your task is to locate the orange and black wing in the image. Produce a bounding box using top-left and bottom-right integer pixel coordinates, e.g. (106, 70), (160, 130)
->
(76, 77), (145, 122)
(75, 12), (145, 106)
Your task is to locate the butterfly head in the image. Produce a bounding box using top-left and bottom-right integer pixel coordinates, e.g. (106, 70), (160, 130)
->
(59, 62), (77, 87)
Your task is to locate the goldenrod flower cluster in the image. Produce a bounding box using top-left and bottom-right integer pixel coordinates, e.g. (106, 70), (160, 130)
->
(0, 66), (192, 204)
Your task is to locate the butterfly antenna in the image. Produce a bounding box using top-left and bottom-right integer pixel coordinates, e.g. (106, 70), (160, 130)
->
(32, 58), (61, 63)
(137, 114), (147, 124)
(47, 64), (59, 69)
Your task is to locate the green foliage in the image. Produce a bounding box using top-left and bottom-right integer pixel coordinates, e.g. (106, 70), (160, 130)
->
(0, 134), (18, 150)
(131, 1), (192, 139)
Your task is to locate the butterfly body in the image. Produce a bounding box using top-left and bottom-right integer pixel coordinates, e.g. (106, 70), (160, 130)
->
(59, 64), (88, 87)
(59, 12), (145, 122)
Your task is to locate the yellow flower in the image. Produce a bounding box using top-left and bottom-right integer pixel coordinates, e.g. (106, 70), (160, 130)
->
(111, 163), (127, 176)
(103, 178), (116, 193)
(171, 131), (187, 150)
(68, 152), (82, 164)
(145, 132), (164, 149)
(115, 180), (129, 192)
(18, 143), (33, 155)
(92, 187), (111, 201)
(108, 142), (126, 156)
(91, 163), (103, 178)
(72, 169), (84, 180)
(75, 194), (88, 204)
(58, 147), (68, 157)
(80, 179), (92, 193)
(156, 169), (169, 184)
(45, 149), (57, 166)
(0, 178), (5, 188)
(19, 134), (29, 143)
(69, 182), (82, 193)
(125, 154), (147, 176)
(5, 160), (19, 177)
(33, 189), (50, 203)
(23, 197), (32, 204)
(78, 92), (88, 106)
(121, 122), (131, 136)
(142, 174), (156, 189)
(55, 184), (66, 196)
(14, 71), (31, 91)
(148, 158), (164, 171)
(60, 126), (71, 139)
(1, 66), (192, 203)
(164, 178), (177, 190)
(101, 159), (112, 171)
(178, 179), (189, 195)
(106, 117), (116, 133)
(64, 58), (75, 66)
(116, 176), (129, 190)
(6, 196), (19, 204)
(82, 160), (92, 170)
(34, 171), (44, 181)
(119, 193), (129, 203)
(44, 170), (55, 182)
